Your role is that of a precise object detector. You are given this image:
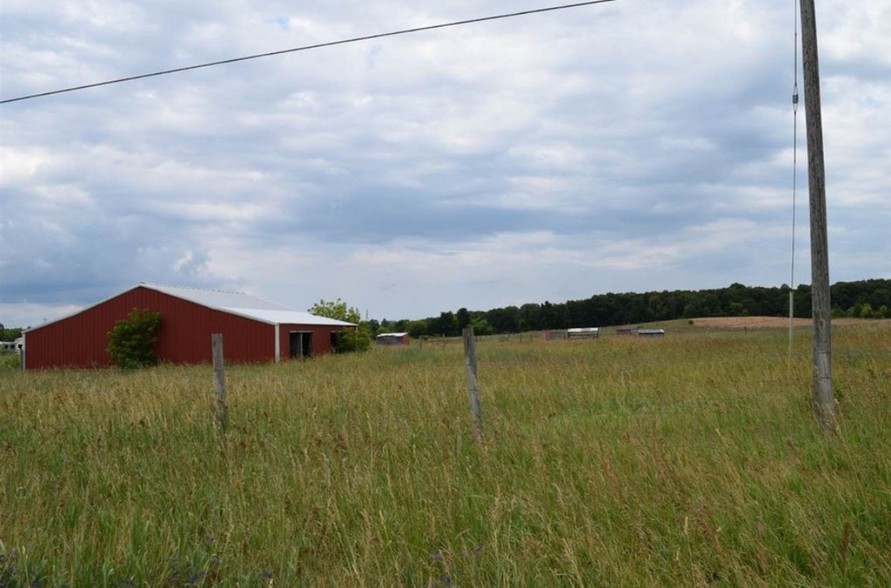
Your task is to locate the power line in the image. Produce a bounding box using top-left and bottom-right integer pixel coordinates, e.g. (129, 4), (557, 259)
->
(0, 0), (619, 105)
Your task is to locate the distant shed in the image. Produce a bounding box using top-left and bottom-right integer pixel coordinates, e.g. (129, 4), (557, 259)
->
(637, 329), (665, 337)
(23, 283), (355, 369)
(1, 338), (24, 352)
(615, 326), (665, 337)
(616, 326), (640, 336)
(541, 329), (568, 341)
(542, 328), (599, 341)
(375, 332), (410, 346)
(567, 327), (599, 339)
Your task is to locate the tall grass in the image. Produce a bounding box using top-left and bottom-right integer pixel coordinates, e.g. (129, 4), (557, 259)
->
(1, 324), (889, 586)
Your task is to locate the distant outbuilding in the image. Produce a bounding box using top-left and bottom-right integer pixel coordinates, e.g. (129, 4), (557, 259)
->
(567, 327), (599, 339)
(542, 328), (599, 341)
(637, 329), (665, 337)
(1, 337), (23, 352)
(375, 332), (410, 346)
(23, 283), (355, 369)
(615, 326), (665, 337)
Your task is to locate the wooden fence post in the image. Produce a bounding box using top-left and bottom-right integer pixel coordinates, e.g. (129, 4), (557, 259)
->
(463, 327), (483, 439)
(212, 333), (228, 433)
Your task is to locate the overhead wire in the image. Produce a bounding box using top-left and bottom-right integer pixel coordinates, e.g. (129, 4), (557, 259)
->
(0, 0), (619, 105)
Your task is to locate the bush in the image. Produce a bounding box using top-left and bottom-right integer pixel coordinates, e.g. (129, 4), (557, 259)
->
(106, 308), (162, 368)
(333, 323), (372, 353)
(308, 298), (372, 353)
(1, 353), (21, 369)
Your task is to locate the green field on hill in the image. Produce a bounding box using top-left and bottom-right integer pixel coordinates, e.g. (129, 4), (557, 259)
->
(2, 322), (889, 586)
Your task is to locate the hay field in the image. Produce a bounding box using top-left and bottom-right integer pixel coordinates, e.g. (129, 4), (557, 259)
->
(1, 323), (889, 586)
(691, 316), (876, 329)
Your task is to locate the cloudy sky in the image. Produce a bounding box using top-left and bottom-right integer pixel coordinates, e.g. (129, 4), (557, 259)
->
(1, 0), (889, 327)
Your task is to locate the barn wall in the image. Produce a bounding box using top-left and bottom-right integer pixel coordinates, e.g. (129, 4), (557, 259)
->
(25, 286), (276, 369)
(277, 324), (349, 358)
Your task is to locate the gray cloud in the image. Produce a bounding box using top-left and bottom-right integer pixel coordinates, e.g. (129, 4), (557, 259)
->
(2, 0), (889, 326)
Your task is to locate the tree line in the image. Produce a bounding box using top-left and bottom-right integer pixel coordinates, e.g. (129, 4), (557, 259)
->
(371, 279), (891, 338)
(0, 324), (23, 342)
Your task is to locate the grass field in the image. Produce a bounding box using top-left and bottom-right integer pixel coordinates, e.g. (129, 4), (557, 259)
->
(1, 321), (889, 586)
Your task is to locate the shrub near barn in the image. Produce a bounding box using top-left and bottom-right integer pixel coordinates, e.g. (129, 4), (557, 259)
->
(308, 299), (371, 352)
(106, 308), (162, 368)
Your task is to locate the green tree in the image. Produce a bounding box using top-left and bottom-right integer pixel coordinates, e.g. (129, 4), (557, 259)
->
(0, 323), (23, 341)
(406, 319), (429, 338)
(309, 299), (361, 323)
(487, 306), (521, 333)
(456, 308), (471, 331)
(628, 295), (654, 323)
(518, 303), (542, 331)
(308, 299), (371, 352)
(470, 316), (494, 336)
(107, 308), (162, 369)
(429, 311), (459, 337)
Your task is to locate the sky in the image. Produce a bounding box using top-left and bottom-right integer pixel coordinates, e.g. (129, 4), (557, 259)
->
(1, 0), (889, 328)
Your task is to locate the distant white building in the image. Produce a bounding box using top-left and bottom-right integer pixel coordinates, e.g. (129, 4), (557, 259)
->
(637, 329), (665, 337)
(1, 337), (24, 353)
(542, 327), (599, 341)
(567, 327), (599, 339)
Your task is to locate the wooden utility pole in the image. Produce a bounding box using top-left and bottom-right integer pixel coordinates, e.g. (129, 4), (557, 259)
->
(799, 0), (836, 432)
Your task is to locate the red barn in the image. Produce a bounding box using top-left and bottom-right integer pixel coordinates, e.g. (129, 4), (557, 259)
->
(22, 283), (355, 369)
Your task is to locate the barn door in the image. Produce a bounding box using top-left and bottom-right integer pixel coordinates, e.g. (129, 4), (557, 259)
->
(289, 331), (313, 359)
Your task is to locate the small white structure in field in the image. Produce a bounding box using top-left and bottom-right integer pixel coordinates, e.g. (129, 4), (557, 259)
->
(567, 327), (599, 339)
(637, 329), (665, 337)
(1, 338), (24, 352)
(542, 327), (599, 341)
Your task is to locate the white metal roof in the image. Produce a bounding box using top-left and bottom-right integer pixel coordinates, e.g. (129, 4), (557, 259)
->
(141, 283), (356, 327)
(223, 307), (356, 327)
(143, 283), (288, 311)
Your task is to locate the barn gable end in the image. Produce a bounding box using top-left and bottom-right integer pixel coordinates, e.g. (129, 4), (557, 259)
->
(23, 284), (354, 369)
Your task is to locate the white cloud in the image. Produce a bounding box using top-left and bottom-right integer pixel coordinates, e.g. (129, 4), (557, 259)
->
(0, 147), (56, 186)
(0, 302), (84, 331)
(1, 0), (889, 326)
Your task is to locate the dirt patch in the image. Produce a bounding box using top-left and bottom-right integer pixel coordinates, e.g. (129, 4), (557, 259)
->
(691, 316), (872, 329)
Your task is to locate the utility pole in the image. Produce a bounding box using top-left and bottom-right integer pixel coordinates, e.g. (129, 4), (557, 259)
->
(799, 0), (836, 432)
